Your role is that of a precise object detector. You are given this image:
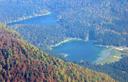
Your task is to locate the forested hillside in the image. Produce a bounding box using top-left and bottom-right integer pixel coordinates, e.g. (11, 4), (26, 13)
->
(0, 24), (116, 82)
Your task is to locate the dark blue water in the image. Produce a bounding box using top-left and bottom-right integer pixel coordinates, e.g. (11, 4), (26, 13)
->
(7, 14), (57, 25)
(52, 40), (105, 63)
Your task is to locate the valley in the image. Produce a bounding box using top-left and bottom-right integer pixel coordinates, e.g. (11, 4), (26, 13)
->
(0, 0), (128, 82)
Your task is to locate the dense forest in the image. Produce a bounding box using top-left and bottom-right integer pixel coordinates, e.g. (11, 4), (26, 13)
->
(0, 24), (116, 82)
(0, 0), (128, 82)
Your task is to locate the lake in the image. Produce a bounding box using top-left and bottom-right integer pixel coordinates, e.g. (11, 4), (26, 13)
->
(51, 40), (104, 63)
(51, 39), (122, 64)
(7, 13), (57, 25)
(6, 11), (122, 64)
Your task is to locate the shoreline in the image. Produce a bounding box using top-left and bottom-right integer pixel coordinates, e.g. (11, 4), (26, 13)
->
(50, 38), (128, 53)
(7, 10), (51, 24)
(96, 44), (128, 51)
(50, 38), (82, 49)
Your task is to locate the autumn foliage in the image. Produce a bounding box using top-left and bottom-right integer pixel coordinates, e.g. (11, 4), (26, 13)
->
(0, 24), (116, 82)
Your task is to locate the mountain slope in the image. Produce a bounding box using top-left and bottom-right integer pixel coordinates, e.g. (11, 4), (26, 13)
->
(0, 24), (116, 82)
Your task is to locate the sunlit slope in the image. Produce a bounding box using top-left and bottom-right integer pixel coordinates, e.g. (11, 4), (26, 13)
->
(0, 24), (116, 82)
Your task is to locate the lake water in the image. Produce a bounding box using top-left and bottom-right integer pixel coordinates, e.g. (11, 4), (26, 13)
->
(7, 13), (57, 25)
(6, 11), (122, 64)
(51, 40), (106, 63)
